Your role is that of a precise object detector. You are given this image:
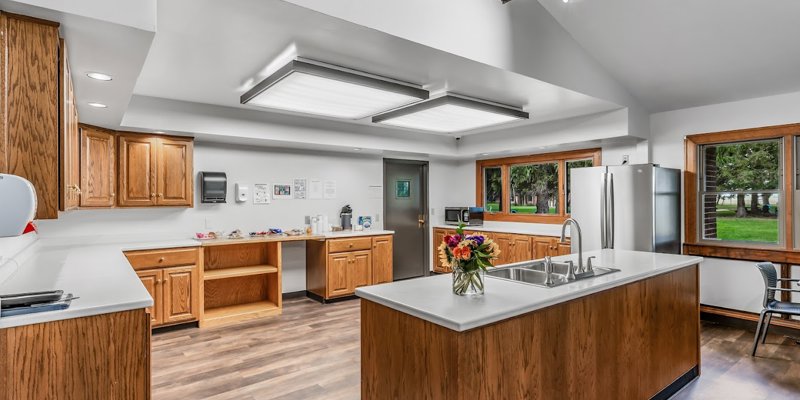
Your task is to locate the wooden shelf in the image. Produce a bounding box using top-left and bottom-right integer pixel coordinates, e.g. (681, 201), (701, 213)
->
(203, 265), (278, 281)
(202, 301), (280, 328)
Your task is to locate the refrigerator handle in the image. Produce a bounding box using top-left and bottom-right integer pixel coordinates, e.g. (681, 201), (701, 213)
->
(600, 172), (608, 248)
(608, 173), (615, 249)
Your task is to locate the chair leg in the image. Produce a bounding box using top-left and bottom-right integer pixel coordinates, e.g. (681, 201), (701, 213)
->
(761, 313), (773, 344)
(752, 311), (767, 356)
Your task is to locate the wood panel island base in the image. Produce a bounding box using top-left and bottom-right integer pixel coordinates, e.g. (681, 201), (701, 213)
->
(358, 250), (701, 400)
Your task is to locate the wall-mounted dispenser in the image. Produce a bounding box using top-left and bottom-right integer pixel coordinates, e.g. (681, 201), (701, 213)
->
(235, 183), (249, 203)
(200, 172), (227, 203)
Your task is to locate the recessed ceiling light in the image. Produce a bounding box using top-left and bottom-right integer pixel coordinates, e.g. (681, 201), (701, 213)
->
(353, 148), (362, 151)
(372, 95), (528, 133)
(481, 153), (490, 156)
(562, 0), (569, 3)
(86, 72), (112, 81)
(87, 102), (107, 108)
(241, 59), (429, 120)
(154, 131), (165, 134)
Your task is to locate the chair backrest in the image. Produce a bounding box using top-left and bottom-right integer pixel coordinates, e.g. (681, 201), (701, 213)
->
(756, 262), (778, 307)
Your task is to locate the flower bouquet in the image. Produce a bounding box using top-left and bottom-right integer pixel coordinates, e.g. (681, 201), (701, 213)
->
(438, 224), (500, 296)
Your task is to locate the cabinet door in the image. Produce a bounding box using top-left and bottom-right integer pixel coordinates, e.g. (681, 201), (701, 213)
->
(432, 229), (448, 273)
(59, 40), (80, 211)
(493, 234), (512, 266)
(3, 15), (60, 219)
(327, 253), (351, 297)
(557, 242), (572, 256)
(510, 235), (532, 263)
(350, 250), (372, 291)
(80, 126), (116, 207)
(371, 236), (393, 284)
(118, 135), (157, 206)
(532, 237), (551, 259)
(162, 265), (198, 324)
(156, 138), (193, 206)
(136, 269), (163, 327)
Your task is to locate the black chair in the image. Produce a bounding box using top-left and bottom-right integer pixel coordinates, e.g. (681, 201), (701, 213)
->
(752, 262), (800, 356)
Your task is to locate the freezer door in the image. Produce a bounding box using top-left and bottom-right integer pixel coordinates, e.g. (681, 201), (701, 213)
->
(607, 165), (655, 252)
(653, 167), (681, 254)
(569, 166), (607, 252)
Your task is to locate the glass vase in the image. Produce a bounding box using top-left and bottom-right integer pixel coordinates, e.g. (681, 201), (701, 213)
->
(452, 264), (485, 296)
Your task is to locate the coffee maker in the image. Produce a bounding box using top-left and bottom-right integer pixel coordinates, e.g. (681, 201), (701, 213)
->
(340, 204), (353, 230)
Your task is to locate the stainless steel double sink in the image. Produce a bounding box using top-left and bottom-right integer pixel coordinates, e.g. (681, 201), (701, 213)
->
(485, 259), (619, 288)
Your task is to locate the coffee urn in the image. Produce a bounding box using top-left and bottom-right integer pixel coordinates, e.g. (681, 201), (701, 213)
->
(340, 204), (353, 230)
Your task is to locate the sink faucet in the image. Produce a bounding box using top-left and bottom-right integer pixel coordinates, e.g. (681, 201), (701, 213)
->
(560, 218), (585, 273)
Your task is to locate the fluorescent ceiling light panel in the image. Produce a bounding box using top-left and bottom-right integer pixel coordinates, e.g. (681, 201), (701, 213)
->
(241, 60), (428, 120)
(372, 95), (528, 133)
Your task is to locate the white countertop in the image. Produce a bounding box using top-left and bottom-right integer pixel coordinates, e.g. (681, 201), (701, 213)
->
(433, 222), (567, 237)
(356, 249), (703, 332)
(0, 236), (199, 329)
(321, 229), (394, 238)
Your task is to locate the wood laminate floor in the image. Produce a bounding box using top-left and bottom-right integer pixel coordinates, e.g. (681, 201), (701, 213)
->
(152, 297), (800, 400)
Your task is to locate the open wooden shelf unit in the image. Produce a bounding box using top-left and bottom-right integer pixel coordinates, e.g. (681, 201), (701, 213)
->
(201, 241), (282, 328)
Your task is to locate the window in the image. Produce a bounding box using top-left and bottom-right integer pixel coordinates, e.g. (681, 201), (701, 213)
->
(509, 163), (559, 214)
(483, 166), (502, 212)
(699, 139), (783, 244)
(476, 149), (601, 223)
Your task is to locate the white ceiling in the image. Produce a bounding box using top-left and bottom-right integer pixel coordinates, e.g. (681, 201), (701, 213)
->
(538, 0), (800, 112)
(129, 0), (621, 136)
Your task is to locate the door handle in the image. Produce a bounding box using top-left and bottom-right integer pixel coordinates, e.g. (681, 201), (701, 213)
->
(418, 215), (425, 228)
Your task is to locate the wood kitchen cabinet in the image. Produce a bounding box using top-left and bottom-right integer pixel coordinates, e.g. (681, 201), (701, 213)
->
(371, 235), (394, 284)
(493, 233), (532, 265)
(59, 39), (80, 211)
(119, 133), (193, 207)
(307, 234), (393, 301)
(80, 125), (116, 207)
(125, 247), (200, 328)
(0, 13), (60, 219)
(532, 236), (572, 258)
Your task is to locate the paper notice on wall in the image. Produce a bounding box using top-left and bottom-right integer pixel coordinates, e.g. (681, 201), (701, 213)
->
(323, 180), (337, 199)
(293, 178), (307, 200)
(253, 184), (270, 204)
(309, 179), (323, 199)
(272, 183), (292, 200)
(368, 185), (382, 199)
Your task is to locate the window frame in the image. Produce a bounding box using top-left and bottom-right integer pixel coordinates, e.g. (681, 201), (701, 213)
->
(475, 148), (601, 224)
(684, 123), (799, 254)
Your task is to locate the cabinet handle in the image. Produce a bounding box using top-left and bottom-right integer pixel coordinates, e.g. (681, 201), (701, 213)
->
(158, 193), (163, 198)
(158, 257), (165, 263)
(156, 279), (161, 284)
(151, 193), (156, 198)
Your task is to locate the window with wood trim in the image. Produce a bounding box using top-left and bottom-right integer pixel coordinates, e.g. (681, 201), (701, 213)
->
(685, 123), (799, 254)
(476, 149), (601, 223)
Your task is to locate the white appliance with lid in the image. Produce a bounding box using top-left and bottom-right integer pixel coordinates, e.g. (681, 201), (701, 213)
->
(0, 174), (37, 237)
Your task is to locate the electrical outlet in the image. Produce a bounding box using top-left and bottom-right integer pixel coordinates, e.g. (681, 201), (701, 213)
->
(431, 208), (435, 216)
(375, 213), (381, 222)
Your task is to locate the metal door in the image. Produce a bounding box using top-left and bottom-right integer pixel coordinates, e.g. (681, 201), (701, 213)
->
(384, 159), (429, 280)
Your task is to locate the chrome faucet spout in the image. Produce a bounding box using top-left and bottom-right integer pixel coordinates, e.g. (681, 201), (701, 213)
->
(560, 218), (584, 273)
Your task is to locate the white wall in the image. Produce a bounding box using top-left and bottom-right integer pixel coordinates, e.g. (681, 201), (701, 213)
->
(650, 90), (800, 312)
(34, 141), (467, 292)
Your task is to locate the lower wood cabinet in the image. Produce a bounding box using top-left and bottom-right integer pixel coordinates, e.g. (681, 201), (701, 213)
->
(307, 235), (393, 301)
(432, 228), (571, 273)
(125, 247), (200, 328)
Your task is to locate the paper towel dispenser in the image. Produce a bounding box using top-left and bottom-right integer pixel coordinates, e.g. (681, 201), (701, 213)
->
(200, 172), (227, 203)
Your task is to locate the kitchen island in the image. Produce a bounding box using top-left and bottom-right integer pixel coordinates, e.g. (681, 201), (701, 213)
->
(356, 249), (702, 400)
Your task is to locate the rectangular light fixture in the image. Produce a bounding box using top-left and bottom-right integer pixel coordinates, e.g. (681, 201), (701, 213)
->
(372, 95), (528, 133)
(241, 60), (429, 120)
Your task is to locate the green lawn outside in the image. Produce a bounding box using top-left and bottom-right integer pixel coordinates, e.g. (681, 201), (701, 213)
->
(484, 203), (556, 214)
(715, 217), (778, 243)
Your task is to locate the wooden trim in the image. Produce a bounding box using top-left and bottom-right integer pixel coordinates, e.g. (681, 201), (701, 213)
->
(0, 11), (60, 27)
(476, 147), (601, 223)
(700, 304), (800, 331)
(686, 123), (800, 144)
(683, 123), (800, 255)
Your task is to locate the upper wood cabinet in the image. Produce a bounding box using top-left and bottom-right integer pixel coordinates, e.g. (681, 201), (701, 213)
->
(0, 13), (60, 219)
(80, 125), (116, 207)
(156, 138), (193, 206)
(59, 39), (80, 211)
(118, 134), (157, 207)
(119, 134), (193, 207)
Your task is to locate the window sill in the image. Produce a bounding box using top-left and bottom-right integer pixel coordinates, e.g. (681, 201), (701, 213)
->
(683, 243), (800, 264)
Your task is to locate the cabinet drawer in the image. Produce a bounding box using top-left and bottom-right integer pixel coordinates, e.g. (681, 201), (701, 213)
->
(328, 237), (373, 253)
(125, 247), (198, 270)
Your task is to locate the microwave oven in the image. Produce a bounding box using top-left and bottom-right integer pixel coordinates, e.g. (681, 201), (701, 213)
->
(444, 207), (484, 226)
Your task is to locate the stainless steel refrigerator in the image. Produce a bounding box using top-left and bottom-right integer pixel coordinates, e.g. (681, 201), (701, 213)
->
(570, 164), (681, 254)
